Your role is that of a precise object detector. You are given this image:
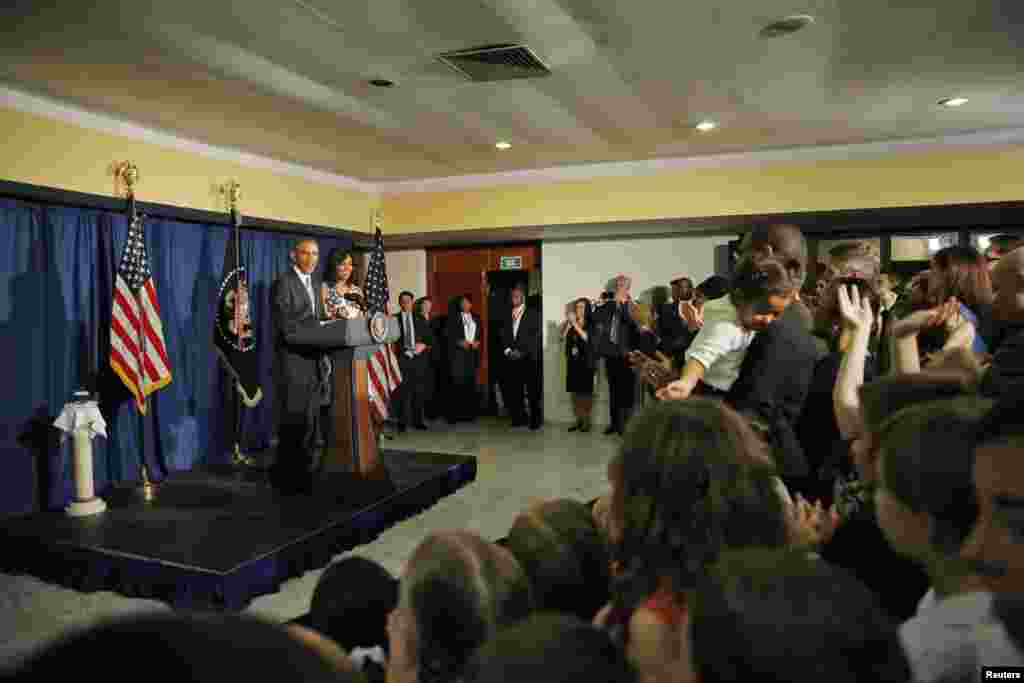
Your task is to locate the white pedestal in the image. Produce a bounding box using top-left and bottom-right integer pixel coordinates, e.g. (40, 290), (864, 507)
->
(55, 400), (108, 518)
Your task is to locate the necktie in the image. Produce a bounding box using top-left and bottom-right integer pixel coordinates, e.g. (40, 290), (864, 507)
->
(609, 303), (620, 345)
(302, 275), (315, 315)
(404, 313), (414, 351)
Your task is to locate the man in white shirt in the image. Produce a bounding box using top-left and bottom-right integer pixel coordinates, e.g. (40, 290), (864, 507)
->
(499, 284), (542, 429)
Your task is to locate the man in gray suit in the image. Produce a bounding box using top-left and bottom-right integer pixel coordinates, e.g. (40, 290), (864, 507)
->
(270, 238), (325, 491)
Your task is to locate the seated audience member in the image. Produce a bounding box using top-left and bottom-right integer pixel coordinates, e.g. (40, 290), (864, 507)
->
(307, 556), (398, 678)
(873, 397), (993, 614)
(386, 530), (533, 683)
(982, 247), (1024, 397)
(900, 588), (1024, 683)
(687, 548), (911, 683)
(656, 257), (798, 402)
(464, 613), (637, 683)
(10, 612), (359, 682)
(595, 399), (793, 683)
(898, 393), (1024, 682)
(505, 498), (611, 622)
(891, 246), (994, 373)
(820, 373), (976, 621)
(960, 393), (1024, 595)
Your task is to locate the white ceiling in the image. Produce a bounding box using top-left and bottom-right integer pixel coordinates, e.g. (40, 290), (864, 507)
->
(1, 0), (1022, 182)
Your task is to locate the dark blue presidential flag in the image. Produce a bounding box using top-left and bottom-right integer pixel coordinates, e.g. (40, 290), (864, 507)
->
(214, 208), (262, 406)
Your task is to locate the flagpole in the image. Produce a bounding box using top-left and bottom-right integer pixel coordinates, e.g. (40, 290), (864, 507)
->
(117, 162), (157, 501)
(226, 181), (254, 468)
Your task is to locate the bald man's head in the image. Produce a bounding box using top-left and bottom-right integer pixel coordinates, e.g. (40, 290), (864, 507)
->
(739, 224), (808, 288)
(992, 247), (1024, 322)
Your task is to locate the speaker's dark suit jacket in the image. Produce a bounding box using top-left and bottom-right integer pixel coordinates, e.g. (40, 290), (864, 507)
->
(271, 268), (325, 457)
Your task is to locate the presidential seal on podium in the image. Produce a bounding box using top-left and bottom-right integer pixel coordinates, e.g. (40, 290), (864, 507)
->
(369, 311), (389, 344)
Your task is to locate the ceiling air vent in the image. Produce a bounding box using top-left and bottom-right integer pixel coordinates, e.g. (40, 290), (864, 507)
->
(437, 44), (551, 82)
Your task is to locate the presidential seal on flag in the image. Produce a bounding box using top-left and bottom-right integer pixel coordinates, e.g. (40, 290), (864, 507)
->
(216, 267), (255, 353)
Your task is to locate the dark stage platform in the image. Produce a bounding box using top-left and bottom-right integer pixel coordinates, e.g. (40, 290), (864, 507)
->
(0, 450), (476, 610)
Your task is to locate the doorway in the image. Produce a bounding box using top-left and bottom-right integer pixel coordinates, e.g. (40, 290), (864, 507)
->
(485, 269), (542, 417)
(427, 244), (541, 415)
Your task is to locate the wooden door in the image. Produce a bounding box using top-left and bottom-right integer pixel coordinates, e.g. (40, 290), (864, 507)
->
(434, 270), (487, 384)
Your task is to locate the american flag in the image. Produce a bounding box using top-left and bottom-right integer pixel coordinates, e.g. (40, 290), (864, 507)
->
(363, 225), (402, 422)
(109, 211), (172, 414)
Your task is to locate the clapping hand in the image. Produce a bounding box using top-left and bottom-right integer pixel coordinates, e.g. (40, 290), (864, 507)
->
(891, 297), (960, 339)
(789, 493), (842, 549)
(837, 283), (875, 333)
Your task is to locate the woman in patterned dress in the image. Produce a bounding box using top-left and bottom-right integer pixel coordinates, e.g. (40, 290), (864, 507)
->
(321, 248), (365, 321)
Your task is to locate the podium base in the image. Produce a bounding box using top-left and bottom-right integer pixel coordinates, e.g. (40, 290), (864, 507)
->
(65, 497), (107, 517)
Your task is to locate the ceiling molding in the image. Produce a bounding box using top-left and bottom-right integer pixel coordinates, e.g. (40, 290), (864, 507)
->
(380, 128), (1024, 193)
(5, 83), (1024, 199)
(0, 84), (377, 194)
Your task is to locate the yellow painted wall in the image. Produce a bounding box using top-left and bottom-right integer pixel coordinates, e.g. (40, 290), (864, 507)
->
(382, 145), (1024, 233)
(4, 101), (1024, 236)
(0, 106), (377, 230)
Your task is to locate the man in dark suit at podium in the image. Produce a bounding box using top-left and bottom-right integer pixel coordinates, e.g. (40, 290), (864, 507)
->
(270, 238), (326, 490)
(499, 284), (543, 429)
(394, 290), (433, 432)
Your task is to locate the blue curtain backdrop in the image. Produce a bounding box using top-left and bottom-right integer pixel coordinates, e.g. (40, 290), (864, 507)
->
(0, 196), (351, 517)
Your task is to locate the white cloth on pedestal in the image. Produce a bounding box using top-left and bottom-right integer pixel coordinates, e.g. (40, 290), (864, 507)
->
(54, 401), (107, 441)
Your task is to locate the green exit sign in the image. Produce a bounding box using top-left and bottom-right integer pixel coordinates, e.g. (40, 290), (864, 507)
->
(499, 255), (522, 270)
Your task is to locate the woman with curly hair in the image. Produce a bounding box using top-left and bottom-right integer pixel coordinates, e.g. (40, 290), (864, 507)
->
(594, 399), (793, 683)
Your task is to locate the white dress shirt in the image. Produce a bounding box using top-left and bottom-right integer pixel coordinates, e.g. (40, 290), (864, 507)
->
(462, 312), (477, 342)
(293, 266), (316, 314)
(505, 304), (525, 356)
(684, 299), (756, 392)
(402, 311), (416, 356)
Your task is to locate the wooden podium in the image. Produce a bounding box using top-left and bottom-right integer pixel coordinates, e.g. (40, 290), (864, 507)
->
(290, 316), (399, 476)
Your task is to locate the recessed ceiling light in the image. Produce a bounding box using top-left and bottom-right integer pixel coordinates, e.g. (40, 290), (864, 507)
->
(938, 96), (969, 107)
(695, 120), (718, 132)
(759, 14), (814, 38)
(368, 78), (395, 88)
(495, 141), (512, 150)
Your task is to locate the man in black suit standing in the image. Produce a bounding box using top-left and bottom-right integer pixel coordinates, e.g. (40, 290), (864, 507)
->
(657, 276), (696, 372)
(591, 274), (640, 435)
(270, 238), (326, 491)
(499, 284), (543, 429)
(394, 290), (433, 432)
(446, 294), (482, 423)
(726, 224), (819, 483)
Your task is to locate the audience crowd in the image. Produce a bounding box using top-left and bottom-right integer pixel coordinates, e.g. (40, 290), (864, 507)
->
(9, 226), (1024, 683)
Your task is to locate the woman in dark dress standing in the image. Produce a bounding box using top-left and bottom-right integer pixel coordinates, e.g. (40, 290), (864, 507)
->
(562, 297), (595, 432)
